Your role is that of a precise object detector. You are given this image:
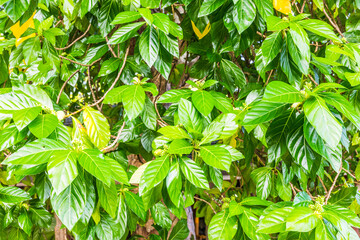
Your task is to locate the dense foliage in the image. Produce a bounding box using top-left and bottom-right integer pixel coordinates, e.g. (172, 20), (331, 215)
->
(1, 0), (360, 239)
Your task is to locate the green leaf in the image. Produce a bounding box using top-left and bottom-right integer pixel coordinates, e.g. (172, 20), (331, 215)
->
(191, 90), (215, 116)
(153, 13), (171, 34)
(0, 92), (37, 114)
(47, 150), (78, 194)
(159, 31), (179, 57)
(97, 180), (118, 219)
(267, 16), (289, 31)
(108, 22), (145, 44)
(208, 209), (238, 240)
(169, 21), (183, 39)
(220, 59), (246, 90)
(139, 155), (171, 195)
(4, 0), (30, 22)
(168, 219), (189, 240)
(240, 208), (268, 240)
(289, 22), (310, 74)
(158, 89), (192, 103)
(123, 84), (146, 120)
(276, 173), (292, 201)
(198, 0), (227, 17)
(232, 0), (256, 35)
(51, 176), (87, 231)
(0, 187), (31, 203)
(287, 115), (318, 171)
(315, 219), (333, 240)
(303, 96), (342, 149)
(210, 91), (233, 113)
(3, 138), (69, 165)
(323, 210), (360, 239)
(105, 156), (129, 184)
(150, 202), (172, 230)
(98, 58), (120, 77)
(0, 123), (27, 151)
(200, 145), (232, 171)
(254, 0), (273, 20)
(166, 161), (183, 207)
(18, 209), (33, 236)
(179, 156), (209, 189)
(258, 206), (294, 233)
(242, 101), (289, 125)
(154, 45), (172, 79)
(178, 98), (203, 133)
(28, 114), (58, 139)
(83, 107), (110, 149)
(250, 167), (272, 199)
(263, 81), (303, 103)
(345, 72), (360, 86)
(139, 26), (160, 67)
(124, 191), (147, 221)
(78, 149), (112, 186)
(103, 85), (128, 104)
(318, 92), (360, 130)
(12, 106), (41, 131)
(303, 119), (342, 173)
(116, 195), (127, 238)
(328, 187), (357, 207)
(111, 11), (141, 24)
(209, 166), (223, 191)
(324, 205), (360, 228)
(285, 207), (319, 232)
(298, 19), (339, 42)
(98, 0), (120, 36)
(158, 126), (191, 139)
(261, 31), (283, 64)
(141, 98), (157, 131)
(168, 139), (193, 155)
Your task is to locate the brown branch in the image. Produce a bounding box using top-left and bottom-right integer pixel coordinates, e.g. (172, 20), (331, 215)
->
(55, 24), (92, 50)
(102, 121), (126, 153)
(194, 196), (217, 214)
(56, 69), (79, 104)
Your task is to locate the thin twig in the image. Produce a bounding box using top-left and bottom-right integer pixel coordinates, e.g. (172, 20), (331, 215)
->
(325, 163), (343, 204)
(322, 1), (345, 39)
(105, 36), (117, 58)
(55, 24), (92, 50)
(318, 176), (328, 194)
(194, 196), (216, 214)
(57, 69), (79, 104)
(87, 66), (101, 110)
(102, 121), (126, 153)
(342, 168), (356, 179)
(60, 56), (101, 67)
(308, 74), (319, 86)
(64, 45), (130, 118)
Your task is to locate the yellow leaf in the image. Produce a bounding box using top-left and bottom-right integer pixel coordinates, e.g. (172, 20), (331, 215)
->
(191, 21), (211, 40)
(10, 11), (36, 47)
(273, 0), (292, 15)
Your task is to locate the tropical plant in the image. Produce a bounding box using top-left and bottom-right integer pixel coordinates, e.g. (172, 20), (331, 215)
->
(0, 0), (360, 239)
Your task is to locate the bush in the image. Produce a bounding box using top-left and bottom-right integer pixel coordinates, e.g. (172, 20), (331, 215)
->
(0, 0), (360, 239)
